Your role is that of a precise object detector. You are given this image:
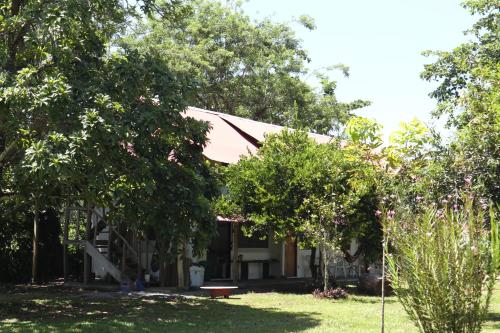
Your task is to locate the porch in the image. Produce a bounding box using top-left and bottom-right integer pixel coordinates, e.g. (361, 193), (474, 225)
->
(199, 220), (364, 284)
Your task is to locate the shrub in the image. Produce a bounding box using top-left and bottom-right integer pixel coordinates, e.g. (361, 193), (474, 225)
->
(313, 287), (348, 300)
(384, 198), (498, 333)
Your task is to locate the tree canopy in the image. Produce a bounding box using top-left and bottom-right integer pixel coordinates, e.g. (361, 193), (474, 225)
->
(125, 0), (370, 135)
(220, 128), (382, 280)
(0, 0), (218, 282)
(421, 0), (499, 203)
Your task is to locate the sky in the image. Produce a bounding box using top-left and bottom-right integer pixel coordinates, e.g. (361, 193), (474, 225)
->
(242, 0), (476, 140)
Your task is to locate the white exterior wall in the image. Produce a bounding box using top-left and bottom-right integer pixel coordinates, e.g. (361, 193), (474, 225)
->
(297, 249), (313, 278)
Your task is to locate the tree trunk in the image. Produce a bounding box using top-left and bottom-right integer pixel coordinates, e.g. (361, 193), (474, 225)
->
(322, 244), (329, 291)
(159, 241), (167, 287)
(232, 223), (239, 283)
(309, 247), (317, 280)
(381, 236), (386, 333)
(177, 243), (185, 289)
(31, 210), (39, 284)
(63, 207), (70, 281)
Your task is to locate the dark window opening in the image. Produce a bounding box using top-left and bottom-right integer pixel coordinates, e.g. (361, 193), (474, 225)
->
(238, 227), (268, 248)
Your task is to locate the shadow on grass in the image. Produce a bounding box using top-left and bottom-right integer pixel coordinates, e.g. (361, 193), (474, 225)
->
(484, 311), (500, 330)
(0, 291), (320, 333)
(346, 295), (398, 304)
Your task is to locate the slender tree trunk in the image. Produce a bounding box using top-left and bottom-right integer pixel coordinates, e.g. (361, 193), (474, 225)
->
(381, 235), (386, 333)
(232, 223), (239, 283)
(159, 241), (167, 287)
(177, 242), (185, 289)
(309, 247), (317, 280)
(31, 210), (39, 284)
(322, 243), (329, 291)
(63, 207), (70, 281)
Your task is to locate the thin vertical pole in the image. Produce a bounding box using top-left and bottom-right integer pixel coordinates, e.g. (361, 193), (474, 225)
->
(83, 206), (92, 285)
(145, 239), (149, 274)
(177, 242), (185, 289)
(76, 209), (81, 241)
(93, 210), (98, 246)
(31, 210), (39, 284)
(137, 231), (142, 280)
(232, 223), (239, 284)
(107, 229), (112, 260)
(63, 208), (70, 281)
(381, 235), (386, 333)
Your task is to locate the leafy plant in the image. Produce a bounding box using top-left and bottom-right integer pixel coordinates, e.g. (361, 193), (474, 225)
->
(384, 197), (498, 333)
(223, 129), (382, 289)
(312, 287), (348, 300)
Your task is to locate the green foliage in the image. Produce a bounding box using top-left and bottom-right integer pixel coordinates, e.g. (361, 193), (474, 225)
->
(420, 0), (499, 203)
(125, 0), (369, 134)
(385, 118), (434, 168)
(297, 14), (317, 30)
(345, 117), (383, 149)
(384, 197), (498, 333)
(0, 0), (219, 283)
(223, 129), (382, 281)
(380, 119), (457, 215)
(0, 200), (32, 282)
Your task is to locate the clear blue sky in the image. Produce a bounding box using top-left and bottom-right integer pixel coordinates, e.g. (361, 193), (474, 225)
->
(243, 0), (475, 140)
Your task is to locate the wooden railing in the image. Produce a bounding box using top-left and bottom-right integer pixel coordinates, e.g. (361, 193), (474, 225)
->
(63, 204), (140, 283)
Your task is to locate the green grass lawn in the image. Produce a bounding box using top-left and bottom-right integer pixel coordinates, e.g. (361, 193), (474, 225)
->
(0, 283), (498, 333)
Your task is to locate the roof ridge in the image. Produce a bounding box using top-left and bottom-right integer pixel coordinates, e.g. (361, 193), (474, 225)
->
(186, 106), (331, 140)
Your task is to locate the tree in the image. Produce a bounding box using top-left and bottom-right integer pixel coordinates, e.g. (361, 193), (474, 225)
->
(221, 129), (380, 288)
(125, 0), (369, 135)
(0, 0), (217, 283)
(380, 118), (458, 215)
(421, 0), (499, 203)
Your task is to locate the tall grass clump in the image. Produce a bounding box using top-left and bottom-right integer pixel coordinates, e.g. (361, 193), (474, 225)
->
(384, 197), (498, 333)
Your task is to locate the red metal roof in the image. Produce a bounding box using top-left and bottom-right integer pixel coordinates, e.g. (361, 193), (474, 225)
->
(183, 106), (331, 164)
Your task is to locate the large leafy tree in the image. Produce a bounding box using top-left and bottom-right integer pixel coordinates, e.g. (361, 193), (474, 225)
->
(126, 0), (369, 135)
(221, 129), (381, 287)
(421, 0), (499, 203)
(0, 0), (217, 283)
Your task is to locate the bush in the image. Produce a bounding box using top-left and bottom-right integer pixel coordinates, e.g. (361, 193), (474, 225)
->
(313, 287), (348, 300)
(384, 197), (498, 333)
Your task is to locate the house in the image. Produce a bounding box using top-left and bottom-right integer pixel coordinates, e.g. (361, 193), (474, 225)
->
(62, 107), (362, 287)
(182, 107), (362, 283)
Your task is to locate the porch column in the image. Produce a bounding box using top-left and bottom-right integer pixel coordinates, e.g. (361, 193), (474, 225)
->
(231, 223), (239, 283)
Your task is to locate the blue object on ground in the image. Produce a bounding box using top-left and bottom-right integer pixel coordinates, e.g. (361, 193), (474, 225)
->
(135, 278), (145, 291)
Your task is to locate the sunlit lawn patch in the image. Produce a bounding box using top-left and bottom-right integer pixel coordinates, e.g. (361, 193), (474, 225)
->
(0, 283), (498, 333)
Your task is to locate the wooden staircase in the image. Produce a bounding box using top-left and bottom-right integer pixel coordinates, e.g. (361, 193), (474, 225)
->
(83, 240), (123, 282)
(63, 206), (140, 285)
